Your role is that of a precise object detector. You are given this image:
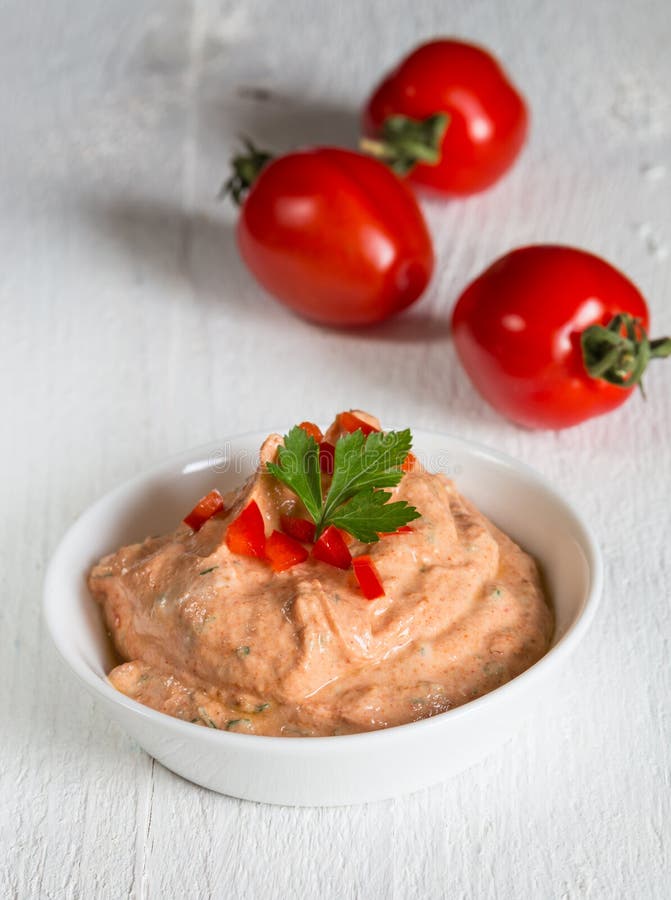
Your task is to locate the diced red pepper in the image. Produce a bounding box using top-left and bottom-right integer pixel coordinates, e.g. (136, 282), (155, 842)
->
(225, 500), (266, 558)
(265, 530), (309, 572)
(280, 514), (316, 543)
(339, 411), (380, 436)
(352, 555), (385, 600)
(319, 441), (335, 475)
(380, 525), (414, 536)
(183, 489), (225, 532)
(299, 421), (323, 443)
(401, 452), (417, 473)
(312, 525), (352, 570)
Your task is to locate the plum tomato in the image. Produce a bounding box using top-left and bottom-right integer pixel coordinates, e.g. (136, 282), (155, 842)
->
(363, 39), (528, 195)
(451, 245), (671, 429)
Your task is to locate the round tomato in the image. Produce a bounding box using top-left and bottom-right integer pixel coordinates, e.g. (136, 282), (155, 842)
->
(451, 245), (670, 429)
(231, 146), (434, 327)
(363, 39), (528, 195)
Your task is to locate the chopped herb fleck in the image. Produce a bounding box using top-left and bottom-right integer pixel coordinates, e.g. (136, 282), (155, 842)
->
(255, 703), (270, 713)
(93, 572), (115, 579)
(197, 707), (218, 728)
(418, 645), (427, 656)
(491, 587), (503, 598)
(226, 718), (252, 731)
(199, 566), (219, 576)
(410, 697), (424, 707)
(235, 645), (250, 658)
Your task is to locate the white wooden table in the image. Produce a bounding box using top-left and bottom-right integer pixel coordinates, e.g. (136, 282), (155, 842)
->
(2, 1), (669, 897)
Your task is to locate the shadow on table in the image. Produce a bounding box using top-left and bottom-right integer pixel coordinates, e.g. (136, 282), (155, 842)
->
(204, 88), (360, 154)
(78, 187), (454, 346)
(77, 192), (270, 319)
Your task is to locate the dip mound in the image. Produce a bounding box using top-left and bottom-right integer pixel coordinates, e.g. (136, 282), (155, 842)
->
(89, 412), (553, 736)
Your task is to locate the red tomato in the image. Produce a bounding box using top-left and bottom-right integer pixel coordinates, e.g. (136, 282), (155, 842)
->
(298, 421), (323, 443)
(338, 411), (381, 435)
(312, 526), (353, 570)
(236, 148), (434, 326)
(450, 245), (669, 429)
(363, 39), (528, 195)
(225, 500), (266, 558)
(280, 515), (316, 544)
(183, 489), (225, 532)
(352, 555), (385, 600)
(265, 530), (309, 572)
(318, 441), (335, 475)
(401, 452), (417, 472)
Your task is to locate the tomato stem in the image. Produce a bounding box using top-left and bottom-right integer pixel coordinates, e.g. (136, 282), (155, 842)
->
(221, 138), (274, 205)
(650, 336), (671, 358)
(360, 113), (450, 176)
(581, 313), (671, 393)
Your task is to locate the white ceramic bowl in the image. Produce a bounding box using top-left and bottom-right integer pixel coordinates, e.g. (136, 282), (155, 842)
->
(44, 429), (602, 806)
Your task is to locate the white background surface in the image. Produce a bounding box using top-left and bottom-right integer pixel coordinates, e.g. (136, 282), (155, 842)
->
(1, 0), (669, 897)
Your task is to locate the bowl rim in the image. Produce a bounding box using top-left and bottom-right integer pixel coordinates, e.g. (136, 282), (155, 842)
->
(43, 427), (603, 753)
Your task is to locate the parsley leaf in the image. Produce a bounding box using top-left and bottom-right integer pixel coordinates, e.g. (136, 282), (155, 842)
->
(266, 423), (420, 543)
(266, 426), (322, 521)
(329, 488), (421, 543)
(321, 429), (412, 525)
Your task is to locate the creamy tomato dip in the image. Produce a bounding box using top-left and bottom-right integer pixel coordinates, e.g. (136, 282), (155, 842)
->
(89, 412), (553, 736)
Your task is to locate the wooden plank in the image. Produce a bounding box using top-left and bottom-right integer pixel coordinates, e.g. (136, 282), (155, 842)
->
(1, 0), (669, 897)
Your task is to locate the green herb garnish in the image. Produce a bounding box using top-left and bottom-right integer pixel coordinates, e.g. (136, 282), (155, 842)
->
(235, 645), (250, 658)
(266, 425), (420, 542)
(226, 718), (252, 731)
(199, 566), (218, 576)
(197, 707), (218, 729)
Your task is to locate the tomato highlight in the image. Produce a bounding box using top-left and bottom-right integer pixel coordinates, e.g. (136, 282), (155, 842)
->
(352, 555), (385, 600)
(183, 489), (225, 532)
(225, 500), (266, 558)
(265, 530), (309, 572)
(312, 525), (353, 570)
(280, 515), (316, 544)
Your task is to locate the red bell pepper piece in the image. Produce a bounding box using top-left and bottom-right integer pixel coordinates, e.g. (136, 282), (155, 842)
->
(265, 530), (309, 572)
(319, 441), (335, 475)
(339, 411), (380, 436)
(280, 514), (316, 543)
(312, 525), (352, 570)
(380, 525), (414, 536)
(299, 421), (323, 443)
(225, 500), (266, 558)
(352, 555), (385, 600)
(401, 451), (417, 473)
(183, 489), (225, 532)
